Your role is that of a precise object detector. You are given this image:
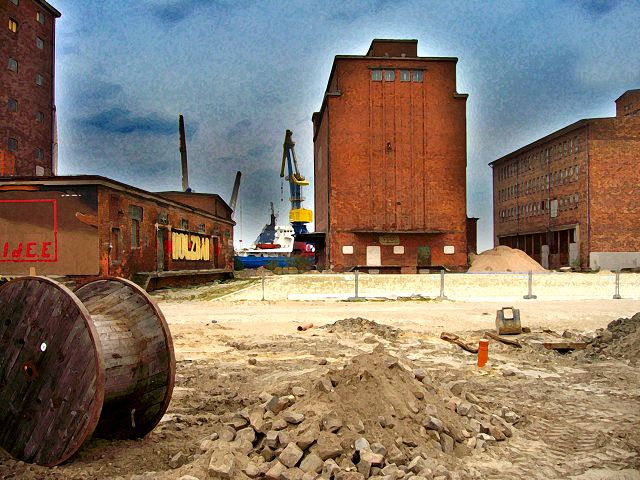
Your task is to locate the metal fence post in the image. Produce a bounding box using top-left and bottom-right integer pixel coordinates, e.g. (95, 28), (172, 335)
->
(613, 270), (622, 299)
(354, 270), (359, 299)
(261, 267), (265, 301)
(437, 269), (448, 300)
(523, 270), (537, 299)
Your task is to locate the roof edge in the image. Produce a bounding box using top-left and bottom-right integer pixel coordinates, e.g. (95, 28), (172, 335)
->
(36, 0), (62, 18)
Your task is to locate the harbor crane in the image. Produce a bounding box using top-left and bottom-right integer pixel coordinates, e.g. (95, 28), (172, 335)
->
(280, 129), (313, 235)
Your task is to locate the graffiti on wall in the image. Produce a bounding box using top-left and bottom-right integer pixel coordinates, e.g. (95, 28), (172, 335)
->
(171, 231), (211, 261)
(0, 199), (58, 262)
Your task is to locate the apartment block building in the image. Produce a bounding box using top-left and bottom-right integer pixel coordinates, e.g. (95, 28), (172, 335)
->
(1, 0), (60, 176)
(490, 90), (640, 270)
(312, 39), (470, 273)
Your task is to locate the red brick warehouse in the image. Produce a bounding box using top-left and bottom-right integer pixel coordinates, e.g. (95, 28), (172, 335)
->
(311, 39), (473, 273)
(1, 0), (60, 176)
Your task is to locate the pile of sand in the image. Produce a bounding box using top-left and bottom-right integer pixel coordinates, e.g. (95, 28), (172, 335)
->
(321, 317), (402, 340)
(587, 312), (640, 361)
(468, 246), (546, 273)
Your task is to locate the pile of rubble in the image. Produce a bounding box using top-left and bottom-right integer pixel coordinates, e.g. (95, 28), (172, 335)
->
(468, 246), (546, 273)
(586, 312), (640, 361)
(321, 318), (402, 341)
(169, 346), (520, 480)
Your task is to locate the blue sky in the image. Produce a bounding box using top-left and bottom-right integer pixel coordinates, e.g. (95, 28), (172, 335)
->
(53, 0), (640, 251)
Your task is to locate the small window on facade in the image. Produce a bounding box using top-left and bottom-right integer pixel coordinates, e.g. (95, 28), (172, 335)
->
(8, 138), (18, 152)
(371, 69), (382, 81)
(412, 70), (423, 82)
(36, 12), (45, 25)
(36, 148), (43, 160)
(35, 165), (44, 176)
(342, 245), (354, 255)
(8, 57), (18, 72)
(35, 73), (44, 86)
(197, 223), (206, 233)
(8, 98), (17, 112)
(180, 219), (189, 230)
(36, 37), (44, 49)
(129, 205), (143, 248)
(400, 70), (410, 82)
(36, 111), (44, 123)
(10, 0), (18, 5)
(8, 18), (18, 33)
(393, 245), (405, 254)
(384, 70), (395, 81)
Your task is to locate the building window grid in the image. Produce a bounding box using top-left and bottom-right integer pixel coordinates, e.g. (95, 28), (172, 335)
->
(8, 57), (18, 72)
(36, 12), (45, 25)
(36, 37), (44, 49)
(35, 73), (44, 86)
(36, 111), (44, 123)
(10, 0), (19, 5)
(400, 70), (411, 82)
(8, 98), (18, 112)
(129, 206), (143, 248)
(412, 70), (423, 82)
(384, 70), (395, 81)
(371, 69), (382, 81)
(8, 138), (18, 152)
(35, 148), (43, 160)
(9, 18), (18, 33)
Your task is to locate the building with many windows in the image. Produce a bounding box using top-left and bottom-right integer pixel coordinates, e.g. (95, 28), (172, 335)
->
(1, 0), (60, 176)
(311, 39), (472, 273)
(490, 90), (640, 270)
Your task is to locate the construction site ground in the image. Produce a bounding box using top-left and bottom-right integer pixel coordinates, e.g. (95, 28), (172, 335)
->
(1, 274), (639, 480)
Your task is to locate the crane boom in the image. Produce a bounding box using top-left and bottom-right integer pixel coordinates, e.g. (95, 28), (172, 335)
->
(280, 129), (312, 235)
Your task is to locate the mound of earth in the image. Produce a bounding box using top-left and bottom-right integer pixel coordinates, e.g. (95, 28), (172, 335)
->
(152, 345), (519, 480)
(321, 317), (402, 340)
(586, 312), (640, 361)
(468, 246), (546, 273)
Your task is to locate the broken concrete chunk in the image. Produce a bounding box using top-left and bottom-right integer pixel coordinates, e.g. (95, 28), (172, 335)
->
(265, 430), (280, 448)
(354, 437), (370, 452)
(208, 449), (235, 479)
(292, 386), (308, 397)
(265, 460), (288, 480)
(316, 377), (334, 393)
(370, 442), (387, 456)
(313, 432), (343, 460)
(299, 453), (324, 474)
(236, 427), (257, 444)
(284, 412), (305, 424)
(296, 428), (319, 450)
(280, 442), (304, 468)
(423, 416), (444, 433)
(413, 369), (427, 382)
(169, 451), (187, 469)
(440, 433), (455, 455)
(321, 411), (343, 432)
(218, 426), (236, 442)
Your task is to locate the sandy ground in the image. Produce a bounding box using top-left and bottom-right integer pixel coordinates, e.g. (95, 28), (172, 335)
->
(1, 276), (639, 480)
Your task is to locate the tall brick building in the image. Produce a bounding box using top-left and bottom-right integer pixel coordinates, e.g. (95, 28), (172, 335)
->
(490, 90), (640, 271)
(1, 0), (60, 176)
(311, 39), (470, 273)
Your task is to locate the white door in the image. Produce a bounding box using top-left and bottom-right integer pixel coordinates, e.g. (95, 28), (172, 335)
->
(366, 246), (381, 266)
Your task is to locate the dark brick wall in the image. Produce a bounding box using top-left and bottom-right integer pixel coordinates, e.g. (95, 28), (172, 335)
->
(97, 186), (234, 278)
(314, 47), (469, 272)
(0, 0), (56, 176)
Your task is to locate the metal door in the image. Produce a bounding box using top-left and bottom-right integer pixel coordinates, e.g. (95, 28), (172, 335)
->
(417, 246), (431, 267)
(366, 246), (381, 266)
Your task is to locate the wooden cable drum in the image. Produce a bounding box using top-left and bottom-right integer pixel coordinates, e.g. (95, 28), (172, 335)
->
(0, 276), (175, 466)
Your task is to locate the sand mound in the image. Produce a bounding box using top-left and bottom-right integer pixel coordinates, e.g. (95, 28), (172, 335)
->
(468, 246), (546, 273)
(321, 317), (401, 340)
(587, 312), (640, 361)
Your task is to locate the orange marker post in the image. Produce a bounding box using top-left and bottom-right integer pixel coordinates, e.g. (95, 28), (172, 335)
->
(477, 339), (489, 367)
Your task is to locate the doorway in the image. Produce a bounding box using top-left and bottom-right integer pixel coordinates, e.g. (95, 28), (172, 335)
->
(366, 246), (381, 266)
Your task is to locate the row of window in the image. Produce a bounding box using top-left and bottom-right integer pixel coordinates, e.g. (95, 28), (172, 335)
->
(7, 98), (45, 122)
(371, 69), (424, 82)
(497, 136), (582, 181)
(498, 165), (581, 202)
(6, 138), (44, 160)
(499, 194), (580, 222)
(7, 0), (47, 24)
(342, 245), (406, 255)
(7, 58), (46, 86)
(8, 18), (46, 48)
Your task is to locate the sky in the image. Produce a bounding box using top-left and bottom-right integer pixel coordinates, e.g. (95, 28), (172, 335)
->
(53, 0), (640, 251)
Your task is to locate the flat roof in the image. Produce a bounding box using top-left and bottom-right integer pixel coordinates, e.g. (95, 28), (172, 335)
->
(488, 117), (610, 167)
(0, 175), (234, 225)
(615, 89), (640, 102)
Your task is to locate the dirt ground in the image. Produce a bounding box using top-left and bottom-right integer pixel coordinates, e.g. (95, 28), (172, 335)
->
(1, 279), (639, 480)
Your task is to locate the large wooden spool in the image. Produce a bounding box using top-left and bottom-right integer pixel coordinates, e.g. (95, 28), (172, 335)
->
(0, 276), (175, 466)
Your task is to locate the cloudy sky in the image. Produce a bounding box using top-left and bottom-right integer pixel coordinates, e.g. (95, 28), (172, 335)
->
(54, 0), (639, 250)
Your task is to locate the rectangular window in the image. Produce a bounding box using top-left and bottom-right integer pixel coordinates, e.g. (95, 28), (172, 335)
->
(36, 73), (44, 86)
(8, 138), (18, 152)
(36, 111), (44, 123)
(36, 148), (43, 160)
(36, 37), (44, 49)
(36, 12), (45, 25)
(384, 70), (395, 81)
(412, 70), (423, 82)
(10, 0), (18, 5)
(393, 246), (405, 254)
(35, 165), (44, 176)
(342, 245), (354, 255)
(197, 223), (206, 233)
(8, 98), (17, 112)
(371, 69), (382, 81)
(8, 18), (18, 33)
(400, 70), (410, 82)
(8, 57), (18, 72)
(180, 219), (189, 230)
(129, 205), (143, 248)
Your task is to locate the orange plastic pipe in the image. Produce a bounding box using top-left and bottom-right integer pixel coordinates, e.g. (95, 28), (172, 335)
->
(297, 322), (313, 331)
(477, 339), (489, 367)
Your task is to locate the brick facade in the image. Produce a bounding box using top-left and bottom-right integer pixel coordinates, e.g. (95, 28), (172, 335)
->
(491, 91), (640, 270)
(312, 39), (470, 273)
(0, 0), (59, 176)
(0, 176), (234, 289)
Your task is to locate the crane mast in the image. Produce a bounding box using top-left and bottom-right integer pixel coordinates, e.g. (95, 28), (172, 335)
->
(280, 129), (313, 235)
